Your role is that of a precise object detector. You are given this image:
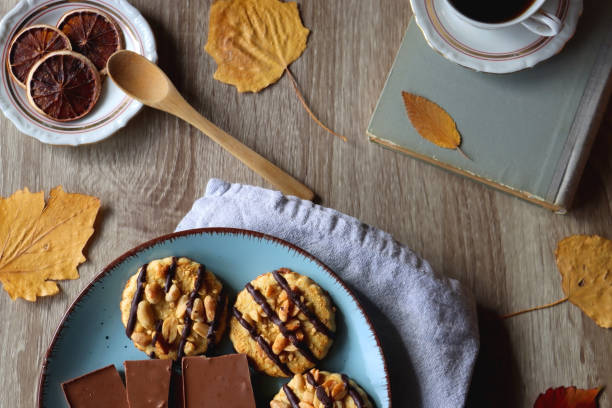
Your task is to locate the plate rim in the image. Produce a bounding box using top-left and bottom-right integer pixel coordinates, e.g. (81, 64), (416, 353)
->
(36, 227), (392, 407)
(0, 0), (158, 146)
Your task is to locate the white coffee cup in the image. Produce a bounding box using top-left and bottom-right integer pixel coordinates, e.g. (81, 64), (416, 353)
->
(446, 0), (563, 37)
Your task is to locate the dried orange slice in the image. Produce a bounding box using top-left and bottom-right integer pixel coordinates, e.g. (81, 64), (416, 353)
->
(57, 8), (123, 74)
(7, 24), (71, 88)
(26, 50), (101, 122)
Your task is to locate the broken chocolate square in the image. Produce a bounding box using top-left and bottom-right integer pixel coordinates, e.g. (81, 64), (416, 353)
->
(182, 354), (256, 408)
(124, 360), (172, 408)
(62, 364), (129, 408)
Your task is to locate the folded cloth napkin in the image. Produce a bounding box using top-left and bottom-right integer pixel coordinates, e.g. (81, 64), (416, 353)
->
(176, 179), (479, 408)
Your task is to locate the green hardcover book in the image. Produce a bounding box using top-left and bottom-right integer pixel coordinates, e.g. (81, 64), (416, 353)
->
(367, 4), (612, 213)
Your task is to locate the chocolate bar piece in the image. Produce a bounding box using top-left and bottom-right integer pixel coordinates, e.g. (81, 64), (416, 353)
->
(124, 360), (172, 408)
(182, 354), (256, 408)
(62, 364), (129, 408)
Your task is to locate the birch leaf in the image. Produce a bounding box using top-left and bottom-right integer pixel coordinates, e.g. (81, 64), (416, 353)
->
(205, 0), (346, 141)
(556, 234), (612, 328)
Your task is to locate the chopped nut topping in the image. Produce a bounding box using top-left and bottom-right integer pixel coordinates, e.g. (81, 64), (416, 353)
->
(136, 300), (155, 330)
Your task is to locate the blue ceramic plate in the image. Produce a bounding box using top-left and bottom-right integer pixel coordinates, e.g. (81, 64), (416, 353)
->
(38, 228), (390, 407)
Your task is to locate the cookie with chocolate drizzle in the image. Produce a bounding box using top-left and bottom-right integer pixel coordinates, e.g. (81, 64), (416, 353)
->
(120, 257), (227, 360)
(270, 369), (373, 408)
(230, 268), (336, 377)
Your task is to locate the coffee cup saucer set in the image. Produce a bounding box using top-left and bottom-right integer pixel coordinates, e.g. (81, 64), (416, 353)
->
(410, 0), (584, 74)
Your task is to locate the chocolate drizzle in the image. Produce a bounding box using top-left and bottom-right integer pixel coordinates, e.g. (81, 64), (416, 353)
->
(205, 294), (226, 354)
(245, 283), (319, 364)
(164, 257), (178, 292)
(126, 264), (148, 337)
(151, 320), (170, 355)
(304, 371), (332, 408)
(305, 372), (317, 387)
(231, 306), (293, 376)
(272, 270), (335, 339)
(282, 384), (301, 408)
(315, 386), (333, 408)
(341, 374), (366, 408)
(177, 265), (207, 360)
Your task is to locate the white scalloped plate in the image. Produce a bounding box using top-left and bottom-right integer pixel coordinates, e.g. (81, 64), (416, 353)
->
(410, 0), (583, 73)
(0, 0), (157, 145)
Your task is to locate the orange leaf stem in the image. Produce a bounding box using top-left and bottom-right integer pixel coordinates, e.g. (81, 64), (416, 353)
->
(502, 297), (569, 319)
(285, 67), (347, 142)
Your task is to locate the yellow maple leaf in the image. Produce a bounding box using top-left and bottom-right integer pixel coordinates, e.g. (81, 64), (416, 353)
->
(556, 234), (612, 328)
(205, 0), (346, 141)
(402, 91), (469, 159)
(0, 186), (100, 301)
(205, 0), (309, 93)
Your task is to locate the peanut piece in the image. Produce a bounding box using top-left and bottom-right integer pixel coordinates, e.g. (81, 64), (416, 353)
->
(192, 321), (210, 338)
(299, 403), (315, 408)
(331, 382), (347, 400)
(311, 369), (320, 383)
(191, 297), (205, 322)
(278, 300), (290, 322)
(162, 316), (178, 343)
(285, 344), (298, 352)
(286, 319), (301, 331)
(295, 330), (305, 341)
(272, 334), (289, 354)
(131, 332), (151, 347)
(137, 300), (155, 330)
(165, 283), (181, 302)
(302, 390), (314, 403)
(291, 302), (300, 317)
(294, 373), (305, 392)
(204, 295), (216, 322)
(145, 282), (163, 304)
(270, 401), (290, 408)
(184, 341), (196, 356)
(249, 309), (260, 322)
(175, 295), (189, 319)
(323, 379), (336, 395)
(278, 290), (288, 303)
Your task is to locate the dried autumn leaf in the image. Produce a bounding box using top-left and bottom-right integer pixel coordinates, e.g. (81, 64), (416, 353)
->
(402, 91), (469, 159)
(0, 186), (100, 301)
(205, 0), (345, 141)
(503, 234), (612, 325)
(534, 386), (601, 408)
(556, 234), (612, 328)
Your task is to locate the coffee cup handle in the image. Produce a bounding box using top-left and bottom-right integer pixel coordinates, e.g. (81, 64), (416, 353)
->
(521, 10), (562, 37)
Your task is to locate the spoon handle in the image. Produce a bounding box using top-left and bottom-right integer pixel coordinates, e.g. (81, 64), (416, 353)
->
(174, 101), (315, 201)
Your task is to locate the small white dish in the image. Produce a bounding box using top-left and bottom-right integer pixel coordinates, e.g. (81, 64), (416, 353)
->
(0, 0), (157, 146)
(410, 0), (583, 74)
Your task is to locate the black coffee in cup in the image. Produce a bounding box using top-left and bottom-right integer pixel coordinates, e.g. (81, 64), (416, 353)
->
(448, 0), (536, 23)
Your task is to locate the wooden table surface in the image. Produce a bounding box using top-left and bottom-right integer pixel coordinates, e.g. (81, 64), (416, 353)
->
(1, 0), (611, 407)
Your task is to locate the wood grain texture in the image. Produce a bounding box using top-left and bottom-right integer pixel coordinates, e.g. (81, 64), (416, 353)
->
(0, 0), (610, 407)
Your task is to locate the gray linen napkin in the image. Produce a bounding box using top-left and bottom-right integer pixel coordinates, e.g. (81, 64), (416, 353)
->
(176, 179), (479, 408)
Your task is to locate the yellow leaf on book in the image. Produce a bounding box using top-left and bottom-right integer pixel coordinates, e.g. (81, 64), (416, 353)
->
(401, 91), (469, 158)
(556, 234), (612, 328)
(0, 186), (100, 301)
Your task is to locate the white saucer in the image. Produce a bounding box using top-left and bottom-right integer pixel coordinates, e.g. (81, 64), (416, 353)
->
(0, 0), (157, 146)
(410, 0), (583, 73)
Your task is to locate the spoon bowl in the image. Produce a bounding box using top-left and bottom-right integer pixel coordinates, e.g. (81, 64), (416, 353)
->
(107, 50), (170, 105)
(106, 50), (314, 201)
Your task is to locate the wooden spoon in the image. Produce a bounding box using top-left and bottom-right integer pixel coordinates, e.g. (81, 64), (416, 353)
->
(106, 50), (315, 201)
